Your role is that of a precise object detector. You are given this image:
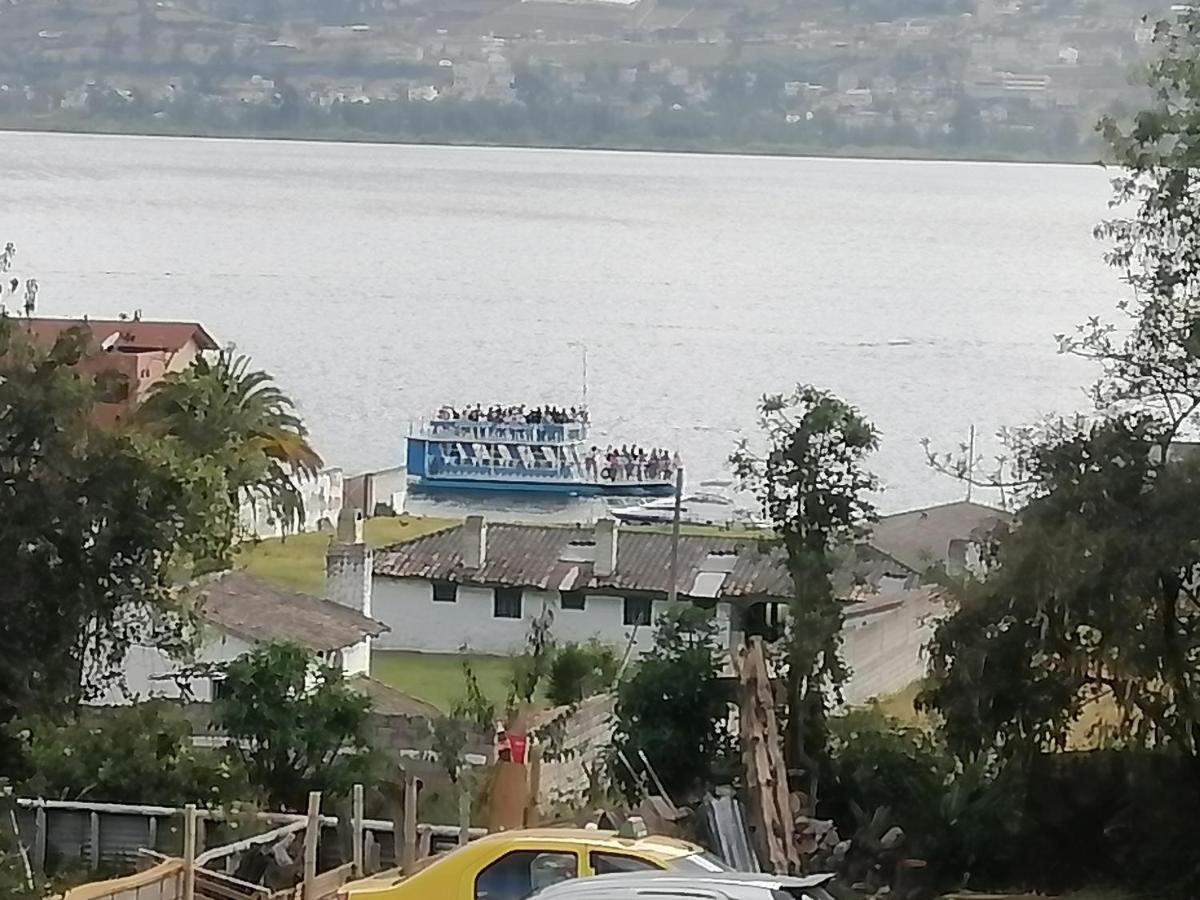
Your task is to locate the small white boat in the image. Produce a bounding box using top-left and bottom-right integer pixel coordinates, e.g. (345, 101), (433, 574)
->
(611, 491), (750, 526)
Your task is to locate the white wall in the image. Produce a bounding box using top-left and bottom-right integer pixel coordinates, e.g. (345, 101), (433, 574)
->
(239, 467), (344, 539)
(840, 591), (943, 704)
(371, 576), (733, 657)
(94, 628), (255, 706)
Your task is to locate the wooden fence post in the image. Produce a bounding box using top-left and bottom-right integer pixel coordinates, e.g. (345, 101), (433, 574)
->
(33, 806), (47, 878)
(458, 789), (471, 848)
(303, 791), (321, 899)
(182, 805), (197, 900)
(400, 776), (419, 871)
(88, 811), (100, 871)
(352, 784), (365, 878)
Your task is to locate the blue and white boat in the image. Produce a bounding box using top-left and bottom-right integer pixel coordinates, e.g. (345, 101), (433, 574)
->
(405, 406), (678, 496)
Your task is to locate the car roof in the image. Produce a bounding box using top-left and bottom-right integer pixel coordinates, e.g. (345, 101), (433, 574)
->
(471, 828), (702, 860)
(535, 871), (835, 898)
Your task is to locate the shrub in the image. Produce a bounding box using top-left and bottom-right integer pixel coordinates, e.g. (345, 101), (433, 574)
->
(547, 640), (619, 707)
(9, 701), (247, 807)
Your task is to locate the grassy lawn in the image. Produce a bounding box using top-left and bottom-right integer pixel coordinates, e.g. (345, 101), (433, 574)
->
(370, 650), (514, 712)
(237, 515), (456, 594)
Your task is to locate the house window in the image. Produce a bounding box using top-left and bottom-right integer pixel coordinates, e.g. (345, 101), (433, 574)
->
(433, 581), (458, 603)
(494, 587), (523, 619)
(623, 597), (652, 627)
(560, 591), (586, 611)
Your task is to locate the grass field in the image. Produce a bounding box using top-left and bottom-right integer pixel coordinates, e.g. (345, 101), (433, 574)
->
(370, 650), (515, 712)
(237, 515), (456, 594)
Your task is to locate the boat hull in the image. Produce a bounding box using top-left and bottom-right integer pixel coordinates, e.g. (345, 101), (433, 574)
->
(412, 476), (674, 497)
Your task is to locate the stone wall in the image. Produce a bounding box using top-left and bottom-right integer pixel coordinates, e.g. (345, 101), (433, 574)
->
(531, 694), (616, 808)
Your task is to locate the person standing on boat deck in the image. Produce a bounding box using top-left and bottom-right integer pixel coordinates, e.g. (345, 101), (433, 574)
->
(585, 447), (598, 481)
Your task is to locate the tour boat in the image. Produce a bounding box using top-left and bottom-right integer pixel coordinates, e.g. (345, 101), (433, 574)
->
(405, 408), (678, 497)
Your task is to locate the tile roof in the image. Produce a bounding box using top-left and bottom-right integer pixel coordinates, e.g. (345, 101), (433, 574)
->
(869, 500), (1010, 572)
(373, 522), (794, 601)
(20, 318), (219, 352)
(187, 570), (387, 652)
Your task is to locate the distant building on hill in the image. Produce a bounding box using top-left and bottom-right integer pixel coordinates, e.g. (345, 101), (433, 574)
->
(17, 316), (218, 426)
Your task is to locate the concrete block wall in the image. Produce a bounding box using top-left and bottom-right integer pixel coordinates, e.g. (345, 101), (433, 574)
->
(532, 694), (616, 807)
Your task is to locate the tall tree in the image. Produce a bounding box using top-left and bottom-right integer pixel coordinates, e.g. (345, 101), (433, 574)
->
(732, 385), (878, 803)
(921, 10), (1200, 767)
(137, 349), (322, 536)
(0, 314), (231, 766)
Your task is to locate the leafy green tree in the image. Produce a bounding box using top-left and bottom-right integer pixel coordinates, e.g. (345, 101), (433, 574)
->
(921, 10), (1200, 767)
(611, 606), (734, 802)
(732, 385), (878, 802)
(213, 642), (375, 811)
(137, 349), (322, 537)
(9, 701), (247, 807)
(0, 313), (231, 769)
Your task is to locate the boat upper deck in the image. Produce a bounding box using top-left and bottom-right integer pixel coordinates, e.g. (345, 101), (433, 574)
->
(414, 403), (590, 445)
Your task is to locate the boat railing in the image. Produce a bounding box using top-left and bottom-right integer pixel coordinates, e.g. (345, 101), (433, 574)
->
(414, 420), (587, 444)
(428, 455), (674, 485)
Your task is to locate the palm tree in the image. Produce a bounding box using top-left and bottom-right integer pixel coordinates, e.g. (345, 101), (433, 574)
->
(137, 350), (323, 534)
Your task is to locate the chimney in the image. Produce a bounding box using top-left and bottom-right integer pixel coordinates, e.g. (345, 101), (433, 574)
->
(594, 518), (618, 577)
(326, 508), (373, 620)
(463, 515), (487, 569)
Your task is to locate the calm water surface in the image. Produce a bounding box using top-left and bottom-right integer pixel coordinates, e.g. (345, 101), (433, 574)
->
(0, 131), (1118, 512)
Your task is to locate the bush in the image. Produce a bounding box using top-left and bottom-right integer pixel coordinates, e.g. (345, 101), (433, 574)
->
(547, 640), (619, 707)
(823, 707), (1021, 890)
(611, 606), (735, 803)
(9, 701), (247, 807)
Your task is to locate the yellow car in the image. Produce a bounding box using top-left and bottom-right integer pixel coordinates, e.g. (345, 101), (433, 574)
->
(337, 824), (732, 900)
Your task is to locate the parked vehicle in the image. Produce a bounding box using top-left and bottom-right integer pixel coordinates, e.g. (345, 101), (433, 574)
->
(532, 871), (837, 900)
(335, 824), (729, 900)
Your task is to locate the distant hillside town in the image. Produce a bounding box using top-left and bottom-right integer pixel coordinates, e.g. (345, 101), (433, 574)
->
(0, 0), (1167, 158)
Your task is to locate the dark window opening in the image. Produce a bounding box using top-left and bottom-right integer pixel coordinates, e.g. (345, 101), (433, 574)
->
(433, 581), (458, 603)
(474, 849), (577, 900)
(745, 601), (784, 642)
(494, 587), (523, 619)
(590, 852), (662, 875)
(623, 597), (652, 627)
(561, 591), (586, 610)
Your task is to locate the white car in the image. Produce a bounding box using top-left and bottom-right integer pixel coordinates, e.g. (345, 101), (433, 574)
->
(534, 871), (837, 900)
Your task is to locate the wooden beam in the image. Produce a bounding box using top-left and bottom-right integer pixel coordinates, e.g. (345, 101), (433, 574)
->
(352, 784), (365, 878)
(303, 792), (321, 899)
(182, 805), (197, 900)
(458, 789), (471, 848)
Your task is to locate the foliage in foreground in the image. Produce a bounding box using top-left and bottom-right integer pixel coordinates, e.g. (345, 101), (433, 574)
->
(214, 642), (376, 811)
(0, 312), (232, 771)
(8, 701), (247, 808)
(611, 606), (735, 802)
(823, 708), (1021, 890)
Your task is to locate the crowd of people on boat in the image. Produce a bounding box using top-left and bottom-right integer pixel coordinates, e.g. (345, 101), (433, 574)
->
(586, 445), (680, 483)
(436, 404), (588, 426)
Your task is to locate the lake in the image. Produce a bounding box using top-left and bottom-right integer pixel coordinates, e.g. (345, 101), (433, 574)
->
(0, 130), (1118, 513)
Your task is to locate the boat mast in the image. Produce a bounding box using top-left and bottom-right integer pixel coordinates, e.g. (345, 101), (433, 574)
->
(569, 341), (589, 411)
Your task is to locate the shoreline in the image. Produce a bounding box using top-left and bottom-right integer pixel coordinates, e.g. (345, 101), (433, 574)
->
(0, 119), (1106, 168)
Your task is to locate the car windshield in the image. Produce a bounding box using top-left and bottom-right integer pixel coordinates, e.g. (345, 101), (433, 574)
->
(663, 852), (734, 874)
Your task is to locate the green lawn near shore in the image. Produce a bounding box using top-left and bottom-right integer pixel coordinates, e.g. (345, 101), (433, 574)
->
(237, 515), (456, 594)
(370, 650), (515, 712)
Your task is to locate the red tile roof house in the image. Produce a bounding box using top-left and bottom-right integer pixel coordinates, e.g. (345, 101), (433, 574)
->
(17, 317), (219, 426)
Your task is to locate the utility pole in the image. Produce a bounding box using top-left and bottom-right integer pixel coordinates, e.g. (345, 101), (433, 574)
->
(667, 467), (684, 603)
(966, 424), (976, 502)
